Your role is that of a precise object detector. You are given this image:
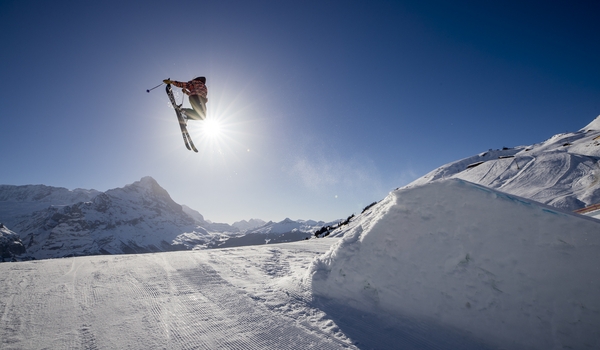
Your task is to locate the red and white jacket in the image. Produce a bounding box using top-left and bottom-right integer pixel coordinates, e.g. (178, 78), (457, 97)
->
(172, 80), (208, 101)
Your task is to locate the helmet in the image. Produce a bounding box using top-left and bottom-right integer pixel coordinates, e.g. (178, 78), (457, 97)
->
(193, 76), (206, 84)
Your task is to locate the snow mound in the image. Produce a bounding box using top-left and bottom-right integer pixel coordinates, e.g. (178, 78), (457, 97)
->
(309, 179), (600, 349)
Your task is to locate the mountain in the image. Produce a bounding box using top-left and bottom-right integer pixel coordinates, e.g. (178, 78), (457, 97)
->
(0, 184), (100, 228)
(0, 224), (25, 261)
(409, 115), (600, 211)
(0, 177), (326, 261)
(232, 218), (267, 231)
(1, 177), (214, 260)
(209, 218), (331, 248)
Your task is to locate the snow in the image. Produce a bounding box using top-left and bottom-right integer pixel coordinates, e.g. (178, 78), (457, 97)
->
(0, 239), (364, 349)
(309, 179), (600, 349)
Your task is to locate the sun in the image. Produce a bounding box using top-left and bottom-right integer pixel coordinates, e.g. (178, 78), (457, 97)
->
(202, 118), (223, 139)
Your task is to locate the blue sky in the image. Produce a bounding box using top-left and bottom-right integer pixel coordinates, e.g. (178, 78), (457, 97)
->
(1, 0), (599, 223)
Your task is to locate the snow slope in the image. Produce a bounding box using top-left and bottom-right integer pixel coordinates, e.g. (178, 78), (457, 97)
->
(410, 115), (600, 211)
(0, 238), (500, 350)
(0, 240), (357, 349)
(310, 179), (600, 349)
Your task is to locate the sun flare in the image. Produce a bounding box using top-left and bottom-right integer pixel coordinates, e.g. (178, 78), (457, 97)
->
(202, 118), (223, 139)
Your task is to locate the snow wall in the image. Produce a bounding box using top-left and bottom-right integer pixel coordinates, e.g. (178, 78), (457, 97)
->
(309, 179), (600, 349)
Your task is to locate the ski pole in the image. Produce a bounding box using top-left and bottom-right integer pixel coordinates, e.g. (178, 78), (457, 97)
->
(146, 82), (164, 93)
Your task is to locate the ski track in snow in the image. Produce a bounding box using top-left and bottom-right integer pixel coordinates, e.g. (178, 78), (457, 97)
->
(0, 240), (375, 350)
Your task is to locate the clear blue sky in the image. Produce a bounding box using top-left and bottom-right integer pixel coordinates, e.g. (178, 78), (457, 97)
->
(1, 0), (599, 223)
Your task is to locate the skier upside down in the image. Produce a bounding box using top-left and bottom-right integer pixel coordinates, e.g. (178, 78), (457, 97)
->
(163, 77), (208, 120)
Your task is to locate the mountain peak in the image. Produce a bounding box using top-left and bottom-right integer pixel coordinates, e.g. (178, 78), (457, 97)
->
(137, 176), (161, 191)
(122, 177), (170, 198)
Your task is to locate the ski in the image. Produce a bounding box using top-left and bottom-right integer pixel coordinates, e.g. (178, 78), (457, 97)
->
(166, 84), (198, 152)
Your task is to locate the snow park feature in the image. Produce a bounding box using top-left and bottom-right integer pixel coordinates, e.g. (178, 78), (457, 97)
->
(309, 179), (600, 349)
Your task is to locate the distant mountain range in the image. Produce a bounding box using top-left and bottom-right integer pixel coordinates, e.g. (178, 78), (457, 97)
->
(0, 177), (325, 261)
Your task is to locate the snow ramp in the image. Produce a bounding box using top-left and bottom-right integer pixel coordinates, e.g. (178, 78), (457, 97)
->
(309, 179), (600, 349)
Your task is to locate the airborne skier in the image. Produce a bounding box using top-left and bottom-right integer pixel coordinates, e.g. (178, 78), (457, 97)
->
(163, 77), (208, 121)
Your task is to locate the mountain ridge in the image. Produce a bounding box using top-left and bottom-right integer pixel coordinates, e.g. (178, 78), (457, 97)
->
(0, 178), (324, 260)
(408, 115), (600, 211)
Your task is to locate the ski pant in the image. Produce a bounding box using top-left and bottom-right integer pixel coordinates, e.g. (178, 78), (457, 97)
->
(182, 94), (207, 120)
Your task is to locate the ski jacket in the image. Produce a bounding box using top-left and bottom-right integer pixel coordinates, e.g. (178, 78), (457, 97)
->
(172, 80), (208, 101)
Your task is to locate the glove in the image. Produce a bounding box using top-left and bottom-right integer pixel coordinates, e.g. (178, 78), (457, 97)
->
(163, 79), (173, 84)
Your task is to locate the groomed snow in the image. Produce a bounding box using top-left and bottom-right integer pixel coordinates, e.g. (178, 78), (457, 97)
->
(309, 179), (600, 349)
(0, 240), (359, 349)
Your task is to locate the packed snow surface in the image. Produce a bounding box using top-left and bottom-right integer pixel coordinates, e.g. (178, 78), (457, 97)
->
(310, 179), (600, 349)
(0, 237), (499, 350)
(0, 240), (351, 349)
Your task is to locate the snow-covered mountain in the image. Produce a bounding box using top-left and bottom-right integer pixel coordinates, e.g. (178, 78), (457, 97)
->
(409, 115), (600, 210)
(2, 177), (215, 260)
(0, 177), (326, 261)
(232, 218), (267, 231)
(0, 184), (100, 229)
(209, 218), (331, 248)
(0, 224), (25, 261)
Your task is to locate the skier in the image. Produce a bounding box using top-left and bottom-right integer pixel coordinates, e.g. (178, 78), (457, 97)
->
(163, 77), (208, 120)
